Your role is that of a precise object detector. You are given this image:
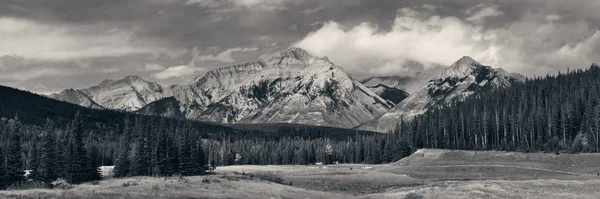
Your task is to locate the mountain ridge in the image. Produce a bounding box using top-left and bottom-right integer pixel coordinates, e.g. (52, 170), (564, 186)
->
(138, 47), (393, 128)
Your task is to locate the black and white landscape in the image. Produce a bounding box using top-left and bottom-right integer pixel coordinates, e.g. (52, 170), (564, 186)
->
(1, 1), (600, 198)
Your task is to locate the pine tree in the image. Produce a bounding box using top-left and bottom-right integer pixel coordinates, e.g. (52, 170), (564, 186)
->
(130, 117), (150, 176)
(165, 135), (179, 176)
(0, 129), (6, 189)
(196, 141), (206, 175)
(67, 111), (100, 183)
(4, 116), (24, 186)
(178, 131), (192, 176)
(152, 125), (168, 176)
(28, 139), (40, 181)
(114, 117), (132, 177)
(37, 119), (58, 183)
(55, 130), (69, 179)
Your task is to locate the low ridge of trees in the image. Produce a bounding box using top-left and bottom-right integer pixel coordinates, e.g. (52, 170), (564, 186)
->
(394, 64), (600, 153)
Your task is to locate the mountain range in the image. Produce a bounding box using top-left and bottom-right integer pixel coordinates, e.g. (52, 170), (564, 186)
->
(49, 48), (523, 131)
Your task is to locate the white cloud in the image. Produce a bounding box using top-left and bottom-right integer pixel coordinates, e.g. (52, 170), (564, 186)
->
(101, 68), (120, 73)
(294, 9), (492, 75)
(421, 4), (438, 11)
(232, 0), (289, 11)
(144, 63), (165, 71)
(299, 5), (324, 14)
(0, 67), (67, 81)
(0, 17), (163, 61)
(74, 60), (91, 69)
(294, 7), (600, 77)
(196, 47), (259, 63)
(185, 0), (222, 8)
(546, 14), (561, 21)
(153, 65), (204, 79)
(466, 5), (504, 24)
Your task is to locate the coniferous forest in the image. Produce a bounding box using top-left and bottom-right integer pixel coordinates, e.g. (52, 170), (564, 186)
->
(0, 113), (410, 188)
(394, 64), (600, 153)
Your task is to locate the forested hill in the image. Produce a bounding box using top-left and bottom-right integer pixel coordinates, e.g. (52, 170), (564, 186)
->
(395, 64), (600, 153)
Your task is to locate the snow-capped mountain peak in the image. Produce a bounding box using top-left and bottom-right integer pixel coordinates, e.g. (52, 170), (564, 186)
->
(451, 56), (479, 69)
(263, 47), (332, 68)
(357, 56), (521, 132)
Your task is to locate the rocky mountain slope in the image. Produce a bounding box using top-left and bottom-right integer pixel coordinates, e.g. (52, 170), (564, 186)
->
(49, 75), (172, 111)
(357, 56), (520, 132)
(139, 47), (393, 128)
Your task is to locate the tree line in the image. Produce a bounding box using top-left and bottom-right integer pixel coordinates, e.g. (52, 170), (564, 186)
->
(393, 64), (600, 153)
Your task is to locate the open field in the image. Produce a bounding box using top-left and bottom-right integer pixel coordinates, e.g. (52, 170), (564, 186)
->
(2, 149), (600, 199)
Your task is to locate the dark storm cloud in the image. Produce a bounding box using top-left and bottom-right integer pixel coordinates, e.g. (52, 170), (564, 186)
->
(0, 0), (599, 93)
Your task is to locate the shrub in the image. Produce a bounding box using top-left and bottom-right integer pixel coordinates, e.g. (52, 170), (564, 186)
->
(7, 180), (48, 190)
(121, 181), (139, 187)
(404, 192), (424, 199)
(51, 178), (73, 190)
(252, 172), (285, 185)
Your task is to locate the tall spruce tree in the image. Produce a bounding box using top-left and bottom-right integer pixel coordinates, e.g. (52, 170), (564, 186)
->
(28, 139), (40, 181)
(194, 141), (206, 175)
(67, 111), (100, 183)
(113, 117), (132, 177)
(36, 119), (58, 183)
(0, 127), (6, 189)
(178, 130), (192, 176)
(4, 116), (24, 186)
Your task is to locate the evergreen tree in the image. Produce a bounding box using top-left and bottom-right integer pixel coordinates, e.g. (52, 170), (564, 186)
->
(196, 141), (206, 174)
(178, 131), (192, 176)
(4, 116), (24, 186)
(0, 129), (6, 189)
(28, 138), (40, 181)
(37, 119), (58, 183)
(67, 111), (100, 183)
(130, 116), (150, 176)
(55, 130), (69, 179)
(114, 117), (132, 177)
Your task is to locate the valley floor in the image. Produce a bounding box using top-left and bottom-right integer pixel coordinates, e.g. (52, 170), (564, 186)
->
(2, 149), (600, 199)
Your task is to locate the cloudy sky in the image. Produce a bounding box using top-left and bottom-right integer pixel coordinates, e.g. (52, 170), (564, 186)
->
(1, 0), (599, 94)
